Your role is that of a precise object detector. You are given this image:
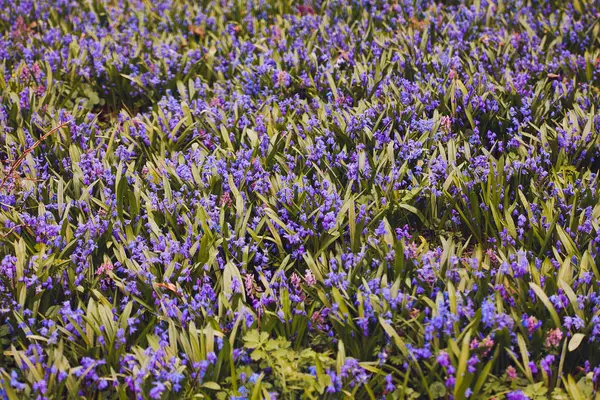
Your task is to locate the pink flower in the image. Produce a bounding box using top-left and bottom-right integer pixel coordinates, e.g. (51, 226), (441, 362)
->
(506, 366), (517, 380)
(479, 337), (494, 356)
(440, 116), (452, 132)
(290, 272), (302, 290)
(545, 328), (563, 347)
(96, 262), (113, 276)
(304, 270), (317, 286)
(525, 316), (540, 335)
(243, 274), (259, 299)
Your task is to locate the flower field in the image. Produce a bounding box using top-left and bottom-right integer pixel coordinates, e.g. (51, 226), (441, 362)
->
(0, 0), (600, 398)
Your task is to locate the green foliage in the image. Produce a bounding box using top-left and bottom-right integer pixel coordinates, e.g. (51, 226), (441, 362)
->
(0, 0), (599, 399)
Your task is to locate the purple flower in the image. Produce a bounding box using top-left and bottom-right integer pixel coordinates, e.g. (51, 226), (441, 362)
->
(506, 390), (530, 400)
(540, 355), (556, 375)
(9, 371), (25, 391)
(149, 382), (165, 399)
(384, 374), (395, 393)
(437, 351), (451, 368)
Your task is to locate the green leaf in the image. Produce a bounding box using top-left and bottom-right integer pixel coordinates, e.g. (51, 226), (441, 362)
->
(454, 327), (472, 399)
(568, 333), (585, 352)
(430, 382), (446, 399)
(529, 282), (561, 327)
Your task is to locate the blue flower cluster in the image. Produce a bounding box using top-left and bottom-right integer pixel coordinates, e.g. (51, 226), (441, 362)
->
(0, 0), (599, 398)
